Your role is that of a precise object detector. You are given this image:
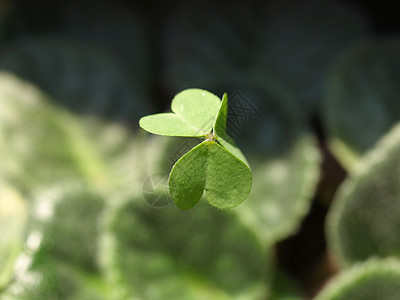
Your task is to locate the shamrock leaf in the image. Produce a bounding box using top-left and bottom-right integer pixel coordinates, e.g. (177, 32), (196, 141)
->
(139, 89), (221, 136)
(139, 89), (252, 210)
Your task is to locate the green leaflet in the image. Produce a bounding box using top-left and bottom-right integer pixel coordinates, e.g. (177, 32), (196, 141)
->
(169, 141), (252, 210)
(99, 195), (272, 300)
(315, 258), (400, 300)
(140, 89), (221, 137)
(139, 89), (252, 210)
(327, 122), (400, 267)
(214, 93), (249, 167)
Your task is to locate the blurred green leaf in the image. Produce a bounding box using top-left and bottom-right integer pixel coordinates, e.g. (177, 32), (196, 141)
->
(327, 122), (400, 267)
(0, 72), (109, 190)
(0, 180), (27, 290)
(30, 183), (105, 268)
(100, 195), (272, 300)
(237, 133), (320, 244)
(77, 117), (147, 194)
(0, 71), (148, 194)
(0, 270), (58, 300)
(324, 39), (400, 170)
(1, 182), (110, 299)
(314, 258), (400, 300)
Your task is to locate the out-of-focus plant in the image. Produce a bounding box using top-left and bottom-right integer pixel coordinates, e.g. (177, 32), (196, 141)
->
(315, 258), (400, 300)
(100, 194), (272, 300)
(327, 122), (400, 266)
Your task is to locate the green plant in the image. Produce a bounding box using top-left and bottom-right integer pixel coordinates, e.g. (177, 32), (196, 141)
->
(139, 89), (252, 210)
(3, 1), (400, 299)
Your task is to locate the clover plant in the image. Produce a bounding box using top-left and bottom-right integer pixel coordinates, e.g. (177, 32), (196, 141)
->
(139, 89), (252, 210)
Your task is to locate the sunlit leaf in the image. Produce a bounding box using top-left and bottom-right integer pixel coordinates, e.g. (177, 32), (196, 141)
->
(0, 181), (27, 290)
(0, 72), (148, 193)
(140, 89), (221, 137)
(0, 72), (109, 190)
(1, 182), (110, 299)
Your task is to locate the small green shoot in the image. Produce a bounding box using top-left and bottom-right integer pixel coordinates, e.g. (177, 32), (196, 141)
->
(139, 89), (252, 210)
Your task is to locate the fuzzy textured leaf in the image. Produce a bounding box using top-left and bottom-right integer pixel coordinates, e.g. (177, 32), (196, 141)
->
(236, 133), (320, 244)
(0, 181), (27, 290)
(0, 72), (101, 190)
(1, 182), (109, 299)
(327, 122), (400, 266)
(99, 195), (272, 300)
(315, 258), (400, 300)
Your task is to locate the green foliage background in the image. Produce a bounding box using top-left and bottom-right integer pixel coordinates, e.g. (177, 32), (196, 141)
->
(1, 0), (400, 299)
